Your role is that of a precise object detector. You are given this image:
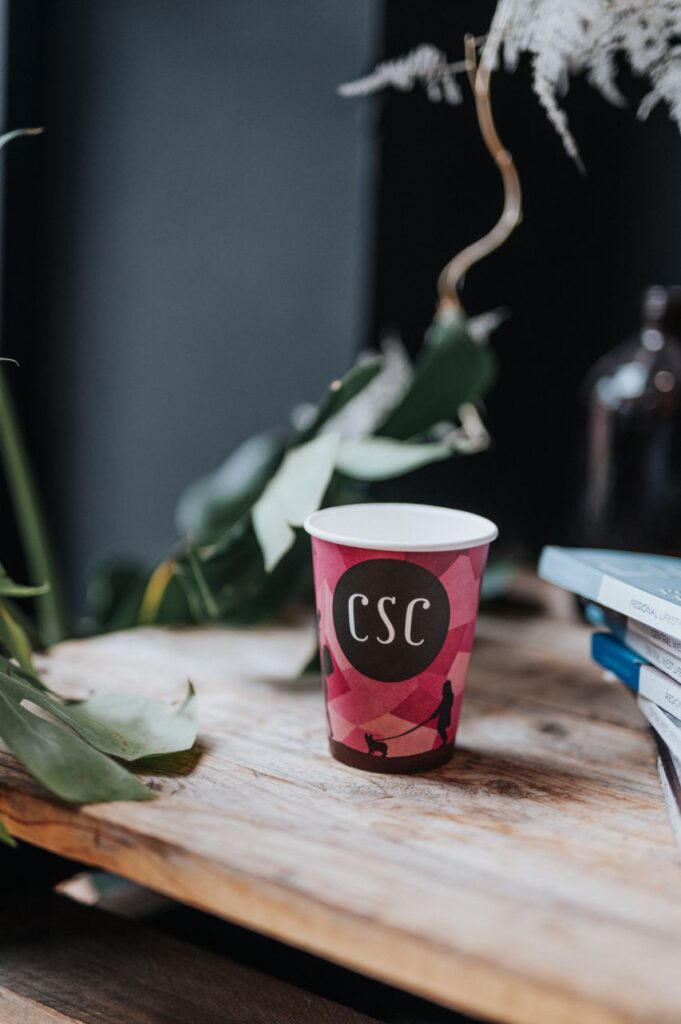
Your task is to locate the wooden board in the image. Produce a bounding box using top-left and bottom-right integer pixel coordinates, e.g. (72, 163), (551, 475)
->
(0, 893), (377, 1024)
(0, 616), (679, 1024)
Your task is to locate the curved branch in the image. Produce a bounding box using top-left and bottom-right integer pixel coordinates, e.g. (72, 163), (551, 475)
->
(437, 35), (522, 307)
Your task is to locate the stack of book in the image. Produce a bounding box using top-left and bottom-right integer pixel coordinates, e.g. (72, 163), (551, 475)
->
(539, 546), (681, 847)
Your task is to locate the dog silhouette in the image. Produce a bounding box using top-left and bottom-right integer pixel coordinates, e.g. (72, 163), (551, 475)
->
(365, 732), (388, 757)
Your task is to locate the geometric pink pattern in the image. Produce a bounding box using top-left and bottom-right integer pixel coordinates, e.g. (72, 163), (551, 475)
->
(312, 538), (489, 759)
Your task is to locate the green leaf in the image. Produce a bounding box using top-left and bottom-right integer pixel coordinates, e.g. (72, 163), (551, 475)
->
(0, 366), (70, 645)
(335, 436), (457, 481)
(0, 665), (197, 763)
(252, 433), (339, 572)
(85, 558), (146, 630)
(0, 651), (49, 692)
(296, 357), (384, 443)
(0, 687), (153, 803)
(0, 817), (16, 847)
(175, 429), (287, 541)
(139, 560), (177, 625)
(173, 567), (206, 623)
(64, 683), (197, 762)
(0, 562), (48, 598)
(185, 540), (219, 620)
(378, 311), (496, 440)
(0, 603), (35, 672)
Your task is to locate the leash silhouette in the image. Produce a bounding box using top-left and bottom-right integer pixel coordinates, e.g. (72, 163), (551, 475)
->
(365, 680), (454, 755)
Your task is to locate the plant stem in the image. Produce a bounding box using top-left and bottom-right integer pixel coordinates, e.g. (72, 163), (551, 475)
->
(0, 366), (69, 645)
(437, 35), (522, 306)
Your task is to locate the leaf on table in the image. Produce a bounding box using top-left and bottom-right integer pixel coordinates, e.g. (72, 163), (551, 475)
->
(0, 687), (154, 803)
(175, 428), (288, 541)
(0, 603), (35, 672)
(0, 817), (16, 847)
(0, 561), (48, 598)
(296, 356), (384, 443)
(377, 310), (497, 440)
(335, 436), (458, 481)
(252, 433), (339, 572)
(0, 652), (49, 692)
(0, 665), (197, 763)
(65, 683), (198, 762)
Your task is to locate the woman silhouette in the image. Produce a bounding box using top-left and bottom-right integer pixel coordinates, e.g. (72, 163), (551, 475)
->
(435, 679), (454, 746)
(363, 679), (455, 755)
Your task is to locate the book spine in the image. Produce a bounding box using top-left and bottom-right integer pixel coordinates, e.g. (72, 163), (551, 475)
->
(636, 664), (681, 717)
(638, 697), (681, 761)
(656, 742), (681, 854)
(597, 576), (681, 642)
(627, 618), (681, 658)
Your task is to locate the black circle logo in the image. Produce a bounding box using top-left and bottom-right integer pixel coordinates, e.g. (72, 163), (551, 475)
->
(332, 559), (450, 682)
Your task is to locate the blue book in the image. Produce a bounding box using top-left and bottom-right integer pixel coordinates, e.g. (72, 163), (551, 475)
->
(583, 603), (626, 638)
(539, 547), (681, 641)
(585, 603), (681, 685)
(592, 631), (681, 733)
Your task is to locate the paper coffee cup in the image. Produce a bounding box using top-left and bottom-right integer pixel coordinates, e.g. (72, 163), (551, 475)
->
(305, 503), (498, 773)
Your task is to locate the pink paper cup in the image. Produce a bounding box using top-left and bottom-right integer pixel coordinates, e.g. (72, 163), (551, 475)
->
(305, 503), (498, 773)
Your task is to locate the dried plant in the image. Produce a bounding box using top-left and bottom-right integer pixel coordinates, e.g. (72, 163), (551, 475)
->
(340, 1), (681, 164)
(483, 0), (681, 164)
(338, 44), (466, 105)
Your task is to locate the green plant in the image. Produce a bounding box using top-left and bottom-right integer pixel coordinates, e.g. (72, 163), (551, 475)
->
(92, 307), (498, 631)
(0, 133), (198, 841)
(0, 561), (197, 842)
(0, 123), (500, 841)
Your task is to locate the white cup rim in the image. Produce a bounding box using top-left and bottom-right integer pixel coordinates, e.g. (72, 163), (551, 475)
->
(304, 502), (498, 553)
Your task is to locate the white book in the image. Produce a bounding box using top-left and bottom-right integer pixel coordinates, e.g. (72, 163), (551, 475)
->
(636, 664), (681, 717)
(638, 696), (681, 762)
(624, 628), (681, 688)
(539, 547), (681, 641)
(627, 619), (681, 659)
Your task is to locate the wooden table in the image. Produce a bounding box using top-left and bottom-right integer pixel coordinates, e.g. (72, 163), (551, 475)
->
(0, 611), (679, 1024)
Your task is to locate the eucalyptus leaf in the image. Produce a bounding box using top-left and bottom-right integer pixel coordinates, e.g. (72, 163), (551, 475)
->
(252, 433), (339, 572)
(296, 357), (384, 443)
(378, 311), (496, 440)
(0, 817), (16, 847)
(0, 561), (48, 598)
(0, 603), (35, 672)
(336, 436), (456, 481)
(0, 688), (153, 803)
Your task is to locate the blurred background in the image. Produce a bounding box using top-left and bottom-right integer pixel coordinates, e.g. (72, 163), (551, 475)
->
(2, 0), (681, 605)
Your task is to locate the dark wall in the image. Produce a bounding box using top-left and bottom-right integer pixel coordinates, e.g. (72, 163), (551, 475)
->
(2, 0), (378, 599)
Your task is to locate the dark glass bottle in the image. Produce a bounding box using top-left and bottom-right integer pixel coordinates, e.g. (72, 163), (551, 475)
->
(581, 286), (681, 555)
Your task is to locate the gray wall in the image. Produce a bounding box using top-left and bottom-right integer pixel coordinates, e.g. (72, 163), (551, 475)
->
(41, 0), (377, 594)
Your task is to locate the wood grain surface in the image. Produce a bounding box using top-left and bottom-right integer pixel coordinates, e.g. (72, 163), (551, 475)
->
(0, 893), (377, 1024)
(0, 615), (678, 1024)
